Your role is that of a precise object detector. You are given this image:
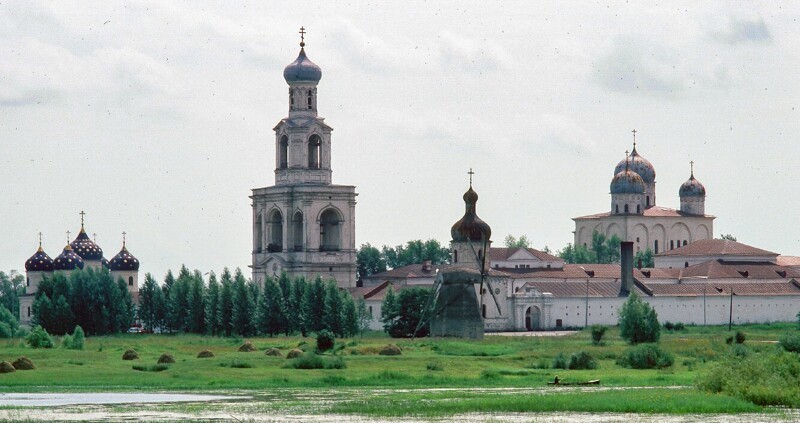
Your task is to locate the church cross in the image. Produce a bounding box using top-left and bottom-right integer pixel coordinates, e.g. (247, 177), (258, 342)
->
(79, 210), (86, 227)
(66, 230), (71, 243)
(93, 233), (97, 242)
(468, 168), (475, 187)
(122, 231), (127, 247)
(38, 232), (43, 248)
(299, 26), (306, 47)
(690, 160), (694, 176)
(631, 129), (637, 149)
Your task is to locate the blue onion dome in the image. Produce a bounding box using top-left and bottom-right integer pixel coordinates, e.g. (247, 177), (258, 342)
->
(101, 257), (109, 268)
(610, 158), (646, 194)
(614, 146), (655, 184)
(70, 227), (103, 261)
(679, 172), (706, 197)
(25, 245), (54, 272)
(451, 186), (492, 242)
(283, 47), (322, 84)
(53, 244), (85, 271)
(108, 245), (140, 271)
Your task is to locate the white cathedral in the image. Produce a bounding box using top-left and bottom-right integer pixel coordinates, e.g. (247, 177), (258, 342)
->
(251, 34), (357, 288)
(573, 133), (714, 254)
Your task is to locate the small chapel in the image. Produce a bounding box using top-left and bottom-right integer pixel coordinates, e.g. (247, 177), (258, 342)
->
(250, 30), (358, 288)
(19, 212), (140, 326)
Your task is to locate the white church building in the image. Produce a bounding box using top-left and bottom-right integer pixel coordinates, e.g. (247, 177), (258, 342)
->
(251, 34), (357, 288)
(573, 134), (714, 255)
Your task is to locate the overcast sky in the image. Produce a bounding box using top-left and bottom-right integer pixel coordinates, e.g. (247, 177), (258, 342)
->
(2, 1), (798, 280)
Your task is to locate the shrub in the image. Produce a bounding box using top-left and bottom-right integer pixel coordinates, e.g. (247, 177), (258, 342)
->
(133, 364), (169, 372)
(0, 361), (15, 373)
(12, 356), (35, 370)
(26, 325), (53, 349)
(220, 360), (253, 368)
(286, 348), (303, 359)
(725, 335), (734, 345)
(674, 322), (685, 331)
(698, 350), (800, 407)
(552, 352), (568, 370)
(326, 356), (347, 369)
(238, 341), (257, 352)
(618, 292), (660, 344)
(197, 350), (215, 358)
(63, 326), (85, 350)
(286, 353), (325, 369)
(663, 322), (674, 331)
(735, 331), (746, 344)
(316, 329), (335, 352)
(729, 344), (750, 358)
(0, 305), (19, 338)
(157, 353), (176, 364)
(779, 333), (800, 353)
(568, 351), (598, 370)
(379, 344), (402, 356)
(264, 348), (282, 357)
(590, 325), (608, 345)
(616, 344), (674, 369)
(122, 349), (139, 360)
(0, 322), (12, 339)
(426, 362), (443, 371)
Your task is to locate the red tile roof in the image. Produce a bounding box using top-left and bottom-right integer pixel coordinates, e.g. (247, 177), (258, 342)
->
(677, 260), (800, 280)
(574, 207), (714, 220)
(658, 239), (777, 257)
(519, 280), (648, 298)
(777, 256), (800, 267)
(487, 247), (561, 262)
(647, 282), (800, 297)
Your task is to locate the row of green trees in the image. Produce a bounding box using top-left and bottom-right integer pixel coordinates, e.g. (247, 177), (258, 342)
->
(33, 267), (134, 336)
(0, 271), (25, 321)
(556, 231), (654, 267)
(137, 266), (371, 338)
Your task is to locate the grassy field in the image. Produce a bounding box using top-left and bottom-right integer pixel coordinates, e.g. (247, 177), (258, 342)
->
(0, 323), (796, 417)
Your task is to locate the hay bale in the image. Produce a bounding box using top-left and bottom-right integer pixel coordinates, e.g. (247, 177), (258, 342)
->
(379, 345), (402, 356)
(264, 348), (282, 357)
(0, 361), (16, 373)
(238, 341), (258, 352)
(12, 356), (35, 370)
(122, 349), (139, 360)
(157, 353), (176, 364)
(286, 348), (303, 359)
(197, 350), (215, 358)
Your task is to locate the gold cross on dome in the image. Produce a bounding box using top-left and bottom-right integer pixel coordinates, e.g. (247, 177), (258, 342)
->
(631, 129), (637, 149)
(38, 232), (43, 247)
(93, 233), (97, 242)
(299, 26), (306, 47)
(66, 230), (71, 243)
(122, 231), (127, 246)
(468, 168), (475, 187)
(79, 210), (86, 227)
(690, 160), (694, 176)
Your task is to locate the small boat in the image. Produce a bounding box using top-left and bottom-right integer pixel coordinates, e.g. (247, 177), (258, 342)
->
(547, 379), (600, 386)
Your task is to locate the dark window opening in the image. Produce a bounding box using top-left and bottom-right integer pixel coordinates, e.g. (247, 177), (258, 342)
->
(654, 240), (659, 254)
(684, 261), (689, 268)
(128, 276), (133, 286)
(481, 304), (487, 318)
(319, 209), (341, 251)
(555, 319), (562, 328)
(308, 134), (321, 169)
(646, 196), (650, 206)
(636, 204), (641, 213)
(624, 204), (629, 213)
(453, 250), (458, 263)
(670, 240), (674, 250)
(279, 135), (288, 169)
(615, 204), (619, 214)
(683, 240), (688, 246)
(307, 90), (313, 109)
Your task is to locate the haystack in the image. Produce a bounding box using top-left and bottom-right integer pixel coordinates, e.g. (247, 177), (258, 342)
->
(286, 348), (303, 359)
(238, 341), (258, 352)
(197, 350), (215, 358)
(12, 356), (35, 370)
(379, 345), (402, 356)
(0, 361), (15, 373)
(264, 348), (282, 357)
(122, 349), (139, 360)
(157, 353), (176, 364)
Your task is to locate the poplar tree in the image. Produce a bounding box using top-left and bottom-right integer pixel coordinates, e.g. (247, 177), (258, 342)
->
(218, 268), (234, 336)
(188, 270), (206, 334)
(303, 276), (326, 334)
(291, 276), (308, 336)
(257, 277), (285, 336)
(323, 280), (344, 336)
(231, 268), (254, 336)
(205, 272), (221, 336)
(138, 273), (160, 331)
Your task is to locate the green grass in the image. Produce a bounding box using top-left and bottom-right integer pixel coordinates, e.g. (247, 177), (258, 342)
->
(0, 323), (796, 415)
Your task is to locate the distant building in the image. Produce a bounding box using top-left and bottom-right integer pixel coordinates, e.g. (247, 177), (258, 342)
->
(573, 135), (714, 254)
(251, 33), (357, 288)
(19, 215), (140, 326)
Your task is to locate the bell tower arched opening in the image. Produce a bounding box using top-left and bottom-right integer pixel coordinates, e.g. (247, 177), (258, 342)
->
(292, 211), (304, 251)
(320, 209), (341, 251)
(255, 214), (263, 253)
(308, 134), (321, 169)
(269, 209), (283, 252)
(279, 135), (288, 169)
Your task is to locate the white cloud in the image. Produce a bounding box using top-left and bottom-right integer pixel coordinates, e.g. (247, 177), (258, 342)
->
(714, 17), (772, 45)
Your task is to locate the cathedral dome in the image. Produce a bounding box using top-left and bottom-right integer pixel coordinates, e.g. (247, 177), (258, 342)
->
(108, 245), (140, 271)
(53, 245), (85, 271)
(451, 186), (492, 242)
(25, 245), (54, 272)
(70, 228), (103, 261)
(283, 48), (322, 84)
(614, 146), (655, 185)
(610, 168), (645, 194)
(679, 173), (706, 197)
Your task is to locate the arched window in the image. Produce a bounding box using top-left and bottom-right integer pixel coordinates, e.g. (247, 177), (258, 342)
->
(615, 204), (619, 214)
(481, 304), (487, 318)
(478, 249), (483, 261)
(128, 276), (133, 286)
(292, 211), (303, 251)
(453, 250), (458, 263)
(255, 214), (263, 253)
(26, 277), (30, 287)
(684, 261), (689, 268)
(683, 240), (688, 246)
(670, 240), (674, 250)
(289, 88), (294, 108)
(307, 89), (313, 109)
(319, 209), (341, 251)
(646, 196), (650, 207)
(308, 135), (321, 169)
(27, 307), (30, 317)
(368, 306), (373, 317)
(279, 135), (288, 169)
(268, 210), (283, 251)
(636, 205), (641, 214)
(624, 204), (629, 213)
(654, 240), (659, 254)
